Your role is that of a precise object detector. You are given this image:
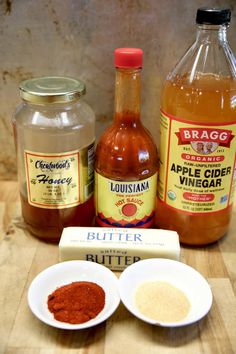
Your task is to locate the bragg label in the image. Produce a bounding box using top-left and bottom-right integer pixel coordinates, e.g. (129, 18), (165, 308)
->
(176, 127), (234, 145)
(95, 172), (157, 227)
(158, 111), (236, 214)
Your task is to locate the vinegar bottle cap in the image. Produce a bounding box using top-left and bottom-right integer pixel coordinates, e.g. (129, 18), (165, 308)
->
(114, 48), (143, 68)
(196, 7), (231, 25)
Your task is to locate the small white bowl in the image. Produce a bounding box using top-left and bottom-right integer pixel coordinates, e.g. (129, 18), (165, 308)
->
(119, 258), (213, 327)
(28, 260), (120, 330)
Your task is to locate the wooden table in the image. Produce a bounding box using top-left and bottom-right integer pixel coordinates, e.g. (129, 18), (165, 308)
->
(1, 181), (236, 354)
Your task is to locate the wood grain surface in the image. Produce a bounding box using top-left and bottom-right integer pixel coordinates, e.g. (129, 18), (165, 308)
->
(0, 181), (236, 354)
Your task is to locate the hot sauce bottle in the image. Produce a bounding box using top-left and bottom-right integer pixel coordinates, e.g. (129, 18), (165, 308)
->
(95, 48), (158, 228)
(156, 8), (236, 245)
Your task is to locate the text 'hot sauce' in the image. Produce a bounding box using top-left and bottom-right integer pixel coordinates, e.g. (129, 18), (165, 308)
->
(95, 48), (158, 228)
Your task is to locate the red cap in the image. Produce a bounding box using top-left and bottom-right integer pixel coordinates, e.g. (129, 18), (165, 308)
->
(114, 48), (143, 68)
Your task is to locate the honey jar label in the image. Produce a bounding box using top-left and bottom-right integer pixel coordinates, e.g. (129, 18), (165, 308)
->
(24, 143), (94, 209)
(95, 172), (157, 227)
(158, 111), (236, 214)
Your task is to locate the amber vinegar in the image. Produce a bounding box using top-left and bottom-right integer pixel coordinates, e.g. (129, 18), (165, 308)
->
(156, 74), (236, 245)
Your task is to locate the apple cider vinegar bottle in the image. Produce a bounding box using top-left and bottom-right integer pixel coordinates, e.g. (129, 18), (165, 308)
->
(156, 8), (236, 245)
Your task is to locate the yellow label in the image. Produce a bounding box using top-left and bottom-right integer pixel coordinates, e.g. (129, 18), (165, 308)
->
(25, 144), (94, 209)
(95, 172), (157, 227)
(158, 111), (236, 214)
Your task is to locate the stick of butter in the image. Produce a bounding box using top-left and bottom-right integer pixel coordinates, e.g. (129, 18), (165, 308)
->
(59, 227), (180, 271)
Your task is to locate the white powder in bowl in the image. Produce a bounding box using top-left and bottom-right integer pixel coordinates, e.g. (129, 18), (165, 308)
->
(135, 281), (191, 323)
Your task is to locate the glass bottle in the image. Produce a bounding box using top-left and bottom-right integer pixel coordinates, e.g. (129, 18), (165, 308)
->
(13, 76), (95, 242)
(95, 48), (158, 228)
(156, 8), (236, 245)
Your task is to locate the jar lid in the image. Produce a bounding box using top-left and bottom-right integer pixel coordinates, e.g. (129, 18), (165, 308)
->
(196, 8), (231, 25)
(19, 76), (86, 104)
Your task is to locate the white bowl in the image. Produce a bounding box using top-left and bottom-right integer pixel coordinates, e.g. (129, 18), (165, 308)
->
(28, 260), (120, 330)
(119, 258), (213, 327)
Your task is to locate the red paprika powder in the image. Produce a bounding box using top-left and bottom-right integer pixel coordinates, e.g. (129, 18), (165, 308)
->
(47, 281), (105, 324)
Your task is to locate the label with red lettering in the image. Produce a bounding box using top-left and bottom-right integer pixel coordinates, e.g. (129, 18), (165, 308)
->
(158, 111), (236, 214)
(95, 172), (157, 227)
(24, 144), (94, 209)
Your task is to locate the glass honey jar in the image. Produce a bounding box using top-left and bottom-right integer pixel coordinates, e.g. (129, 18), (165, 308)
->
(13, 76), (95, 242)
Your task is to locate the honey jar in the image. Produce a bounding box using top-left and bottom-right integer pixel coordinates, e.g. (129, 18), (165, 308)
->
(13, 76), (95, 242)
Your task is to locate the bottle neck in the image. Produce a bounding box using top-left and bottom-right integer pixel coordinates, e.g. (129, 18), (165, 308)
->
(114, 68), (141, 123)
(196, 24), (228, 44)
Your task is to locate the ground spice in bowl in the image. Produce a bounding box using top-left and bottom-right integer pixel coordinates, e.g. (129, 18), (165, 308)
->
(47, 281), (105, 324)
(135, 281), (191, 323)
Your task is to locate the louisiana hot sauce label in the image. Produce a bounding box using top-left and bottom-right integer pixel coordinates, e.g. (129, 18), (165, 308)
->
(158, 111), (236, 214)
(95, 172), (157, 227)
(24, 144), (94, 209)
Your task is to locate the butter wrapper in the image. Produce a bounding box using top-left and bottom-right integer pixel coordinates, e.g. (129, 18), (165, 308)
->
(59, 227), (180, 271)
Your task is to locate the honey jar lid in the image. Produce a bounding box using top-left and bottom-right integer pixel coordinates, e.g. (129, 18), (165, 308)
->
(19, 76), (86, 104)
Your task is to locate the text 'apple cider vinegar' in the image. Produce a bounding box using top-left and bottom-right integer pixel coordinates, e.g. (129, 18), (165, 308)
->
(156, 8), (236, 245)
(95, 48), (158, 228)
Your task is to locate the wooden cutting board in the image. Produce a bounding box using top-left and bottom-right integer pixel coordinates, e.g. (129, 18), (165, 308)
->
(0, 181), (235, 354)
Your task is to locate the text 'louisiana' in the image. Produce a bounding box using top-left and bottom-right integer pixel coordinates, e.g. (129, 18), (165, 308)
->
(110, 181), (150, 194)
